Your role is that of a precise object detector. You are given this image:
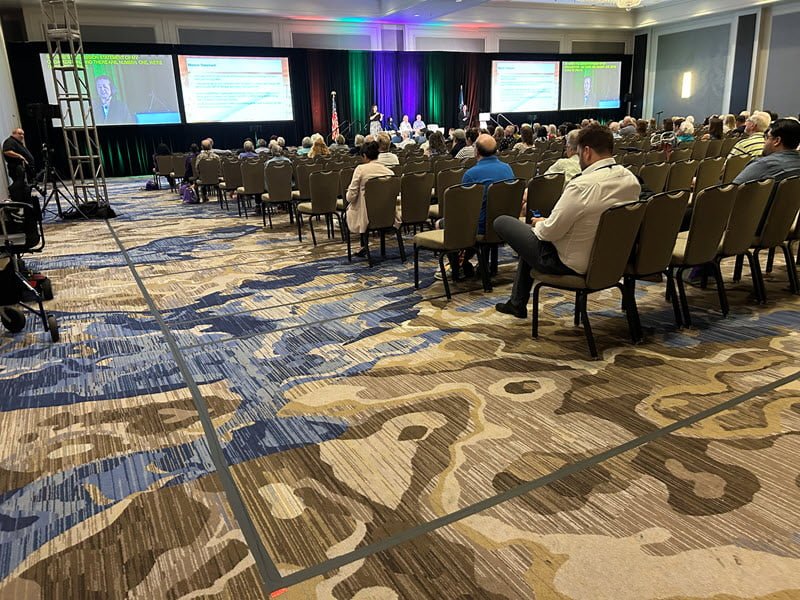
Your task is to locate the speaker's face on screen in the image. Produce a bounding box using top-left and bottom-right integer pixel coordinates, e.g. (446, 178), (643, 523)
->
(584, 77), (592, 95)
(96, 78), (113, 104)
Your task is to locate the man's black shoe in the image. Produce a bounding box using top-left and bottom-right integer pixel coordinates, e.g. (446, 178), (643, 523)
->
(355, 246), (368, 257)
(495, 301), (527, 319)
(462, 261), (475, 278)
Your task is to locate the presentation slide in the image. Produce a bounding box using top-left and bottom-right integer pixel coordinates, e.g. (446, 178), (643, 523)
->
(491, 61), (560, 113)
(40, 53), (181, 126)
(179, 56), (294, 123)
(560, 61), (622, 110)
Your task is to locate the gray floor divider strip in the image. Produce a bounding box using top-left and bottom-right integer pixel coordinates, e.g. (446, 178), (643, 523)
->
(106, 222), (283, 593)
(273, 369), (800, 591)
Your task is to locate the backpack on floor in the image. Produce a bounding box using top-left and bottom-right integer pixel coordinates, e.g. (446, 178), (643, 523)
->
(181, 184), (198, 204)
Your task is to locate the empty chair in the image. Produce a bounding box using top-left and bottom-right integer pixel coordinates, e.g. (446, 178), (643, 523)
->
(713, 179), (774, 306)
(413, 184), (485, 299)
(262, 161), (295, 228)
(346, 176), (404, 267)
(218, 159), (243, 210)
(236, 160), (265, 218)
(404, 160), (430, 174)
(721, 154), (752, 184)
(623, 190), (691, 333)
(705, 139), (723, 158)
(536, 158), (559, 176)
(390, 164), (403, 177)
(154, 155), (175, 191)
(665, 160), (698, 192)
(645, 150), (666, 165)
(639, 162), (670, 194)
(720, 137), (738, 156)
(668, 184), (737, 326)
(531, 202), (646, 359)
(690, 139), (710, 161)
(620, 152), (645, 168)
(337, 167), (355, 211)
(399, 172), (435, 233)
(694, 157), (724, 194)
(669, 147), (692, 163)
(429, 167), (466, 221)
(735, 177), (800, 301)
(460, 156), (478, 169)
(296, 170), (343, 245)
(526, 172), (565, 219)
(476, 178), (526, 291)
(433, 157), (459, 173)
(171, 154), (187, 189)
(510, 160), (537, 181)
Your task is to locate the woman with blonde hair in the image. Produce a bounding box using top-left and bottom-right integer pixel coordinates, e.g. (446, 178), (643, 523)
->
(308, 136), (331, 159)
(722, 113), (736, 134)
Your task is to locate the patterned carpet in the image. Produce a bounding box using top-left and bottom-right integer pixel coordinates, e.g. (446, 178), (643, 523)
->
(0, 177), (798, 599)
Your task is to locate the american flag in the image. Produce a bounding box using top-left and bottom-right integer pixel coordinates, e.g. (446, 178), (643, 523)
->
(331, 91), (339, 138)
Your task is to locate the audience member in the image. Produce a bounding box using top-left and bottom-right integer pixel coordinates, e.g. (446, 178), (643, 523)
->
(732, 118), (800, 184)
(735, 114), (747, 135)
(455, 128), (479, 160)
(544, 129), (582, 183)
(513, 126), (535, 152)
(376, 134), (399, 166)
(425, 131), (448, 157)
(619, 117), (637, 137)
(450, 129), (467, 157)
(722, 114), (737, 134)
(308, 137), (331, 159)
(703, 117), (723, 141)
(728, 111), (771, 158)
(350, 134), (365, 155)
(499, 125), (517, 151)
(636, 120), (649, 137)
(238, 140), (258, 159)
(346, 141), (394, 256)
(255, 139), (269, 153)
(183, 143), (199, 181)
(396, 130), (416, 149)
(297, 137), (312, 156)
(330, 135), (348, 150)
(494, 125), (641, 318)
(676, 121), (695, 143)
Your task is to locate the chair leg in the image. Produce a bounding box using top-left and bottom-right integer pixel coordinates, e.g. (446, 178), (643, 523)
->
(753, 249), (766, 303)
(766, 247), (776, 274)
(732, 254), (744, 283)
(675, 267), (692, 326)
(574, 292), (581, 326)
(380, 231), (387, 257)
(336, 213), (345, 242)
(578, 291), (598, 359)
(363, 234), (374, 267)
(621, 279), (642, 343)
(744, 251), (764, 303)
(780, 243), (800, 294)
(396, 229), (406, 263)
(346, 227), (352, 262)
(665, 269), (683, 327)
(309, 215), (317, 246)
(491, 246), (498, 276)
(531, 282), (543, 338)
(711, 260), (728, 317)
(438, 252), (451, 299)
(297, 212), (304, 242)
(478, 245), (491, 292)
(261, 203), (267, 228)
(414, 245), (420, 288)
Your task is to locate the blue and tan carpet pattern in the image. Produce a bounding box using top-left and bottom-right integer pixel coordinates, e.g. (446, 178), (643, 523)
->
(0, 177), (799, 599)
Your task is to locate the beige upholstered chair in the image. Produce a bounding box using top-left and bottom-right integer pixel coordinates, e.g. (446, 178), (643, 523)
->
(346, 176), (403, 267)
(665, 160), (698, 192)
(399, 172), (436, 233)
(525, 173), (565, 220)
(297, 170), (342, 245)
(476, 178), (527, 291)
(261, 161), (295, 228)
(639, 162), (670, 194)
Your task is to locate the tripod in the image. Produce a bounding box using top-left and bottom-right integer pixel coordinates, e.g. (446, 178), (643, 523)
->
(35, 145), (84, 219)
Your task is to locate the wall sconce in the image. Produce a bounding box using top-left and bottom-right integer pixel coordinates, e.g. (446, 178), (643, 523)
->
(681, 71), (693, 99)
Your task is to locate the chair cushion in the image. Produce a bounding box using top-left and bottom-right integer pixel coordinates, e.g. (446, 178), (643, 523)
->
(292, 190), (301, 199)
(531, 270), (587, 288)
(219, 182), (227, 190)
(336, 199), (345, 210)
(414, 230), (445, 250)
(670, 236), (688, 265)
(236, 186), (245, 194)
(297, 202), (313, 214)
(428, 205), (440, 219)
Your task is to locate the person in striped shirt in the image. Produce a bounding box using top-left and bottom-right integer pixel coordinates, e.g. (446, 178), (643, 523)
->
(727, 111), (772, 159)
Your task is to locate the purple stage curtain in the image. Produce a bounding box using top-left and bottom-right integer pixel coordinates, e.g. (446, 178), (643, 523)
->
(398, 53), (424, 123)
(373, 52), (398, 128)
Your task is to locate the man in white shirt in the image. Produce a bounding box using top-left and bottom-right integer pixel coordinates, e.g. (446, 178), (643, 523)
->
(396, 130), (417, 149)
(376, 134), (399, 167)
(544, 128), (582, 183)
(494, 125), (641, 318)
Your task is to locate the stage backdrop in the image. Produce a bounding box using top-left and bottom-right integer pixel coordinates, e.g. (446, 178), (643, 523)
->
(7, 42), (630, 177)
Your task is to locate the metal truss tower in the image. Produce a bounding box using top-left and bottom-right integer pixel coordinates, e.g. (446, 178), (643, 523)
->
(41, 0), (109, 209)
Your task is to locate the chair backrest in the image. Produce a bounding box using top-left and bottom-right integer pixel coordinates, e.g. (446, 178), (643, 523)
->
(441, 184), (484, 250)
(694, 157), (724, 193)
(390, 164), (403, 177)
(756, 176), (800, 248)
(436, 167), (466, 201)
(526, 172), (565, 218)
(264, 161), (293, 202)
(665, 160), (699, 192)
(584, 202), (647, 290)
(309, 170), (340, 213)
(460, 157), (477, 169)
(404, 160), (430, 174)
(541, 150), (562, 161)
(682, 184), (738, 265)
(240, 160), (265, 195)
(639, 162), (669, 194)
(536, 158), (559, 176)
(433, 157), (459, 173)
(156, 155), (172, 175)
(721, 154), (752, 184)
(222, 159), (243, 189)
(339, 166), (356, 199)
(365, 176), (401, 230)
(690, 139), (710, 160)
(296, 162), (324, 199)
(645, 150), (666, 165)
(196, 156), (221, 182)
(669, 148), (692, 163)
(720, 179), (773, 255)
(705, 139), (723, 158)
(720, 137), (738, 157)
(621, 152), (645, 167)
(400, 171), (435, 224)
(482, 179), (527, 244)
(510, 160), (537, 181)
(171, 154), (186, 177)
(629, 190), (690, 275)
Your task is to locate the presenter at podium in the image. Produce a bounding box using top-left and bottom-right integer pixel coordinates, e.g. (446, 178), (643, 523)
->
(368, 104), (383, 136)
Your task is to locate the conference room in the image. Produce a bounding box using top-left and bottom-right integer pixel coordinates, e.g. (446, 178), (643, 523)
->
(0, 0), (799, 598)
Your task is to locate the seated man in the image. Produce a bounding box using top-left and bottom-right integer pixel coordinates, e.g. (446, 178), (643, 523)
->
(346, 141), (395, 257)
(376, 134), (399, 167)
(544, 128), (582, 182)
(727, 111), (772, 159)
(495, 125), (641, 318)
(396, 130), (416, 149)
(732, 118), (800, 184)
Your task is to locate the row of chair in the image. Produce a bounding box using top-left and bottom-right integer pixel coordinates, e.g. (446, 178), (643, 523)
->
(627, 155), (752, 195)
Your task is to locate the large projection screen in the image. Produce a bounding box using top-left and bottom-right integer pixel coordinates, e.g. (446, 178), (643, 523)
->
(491, 61), (560, 113)
(560, 61), (622, 110)
(39, 53), (181, 126)
(179, 55), (294, 123)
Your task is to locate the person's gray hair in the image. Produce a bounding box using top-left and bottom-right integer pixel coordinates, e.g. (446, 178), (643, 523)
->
(277, 137), (285, 147)
(268, 142), (282, 156)
(201, 139), (212, 151)
(566, 128), (580, 151)
(301, 137), (312, 148)
(354, 134), (365, 146)
(453, 129), (466, 141)
(243, 140), (254, 152)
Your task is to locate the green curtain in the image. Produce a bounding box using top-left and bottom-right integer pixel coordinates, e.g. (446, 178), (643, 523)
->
(425, 54), (445, 126)
(348, 51), (373, 132)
